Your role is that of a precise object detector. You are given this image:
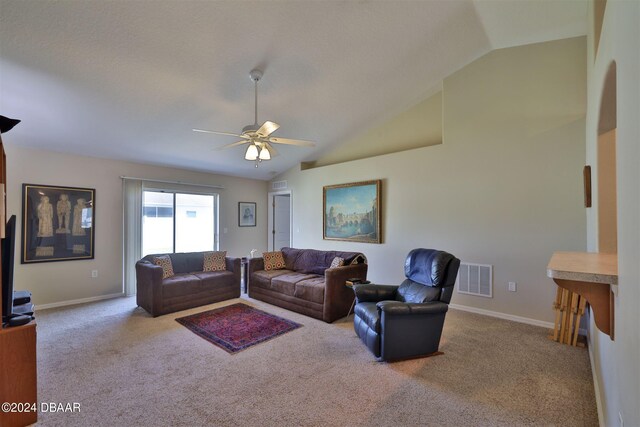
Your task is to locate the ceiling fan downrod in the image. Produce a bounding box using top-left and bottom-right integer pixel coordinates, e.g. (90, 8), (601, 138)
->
(250, 69), (263, 126)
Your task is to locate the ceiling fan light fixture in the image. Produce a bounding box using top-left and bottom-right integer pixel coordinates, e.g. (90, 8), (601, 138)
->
(244, 144), (259, 161)
(259, 146), (271, 160)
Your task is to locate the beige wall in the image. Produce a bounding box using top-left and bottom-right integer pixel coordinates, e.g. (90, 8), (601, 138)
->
(305, 91), (442, 169)
(597, 129), (617, 253)
(3, 144), (268, 306)
(276, 37), (586, 324)
(585, 1), (640, 426)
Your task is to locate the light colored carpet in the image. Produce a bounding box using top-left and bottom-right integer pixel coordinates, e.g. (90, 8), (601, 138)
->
(35, 296), (597, 426)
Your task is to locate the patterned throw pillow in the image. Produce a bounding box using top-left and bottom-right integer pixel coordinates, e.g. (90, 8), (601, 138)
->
(263, 251), (286, 271)
(203, 251), (227, 272)
(351, 254), (368, 265)
(153, 255), (174, 279)
(330, 257), (345, 268)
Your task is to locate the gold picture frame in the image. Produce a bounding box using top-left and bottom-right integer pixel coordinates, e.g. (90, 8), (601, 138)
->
(323, 180), (381, 243)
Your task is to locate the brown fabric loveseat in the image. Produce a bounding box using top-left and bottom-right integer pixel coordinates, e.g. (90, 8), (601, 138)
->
(248, 247), (368, 323)
(136, 251), (240, 317)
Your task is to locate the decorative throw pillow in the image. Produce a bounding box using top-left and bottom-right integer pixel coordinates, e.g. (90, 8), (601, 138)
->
(263, 251), (286, 271)
(330, 256), (345, 268)
(350, 254), (368, 265)
(203, 251), (226, 272)
(153, 255), (174, 279)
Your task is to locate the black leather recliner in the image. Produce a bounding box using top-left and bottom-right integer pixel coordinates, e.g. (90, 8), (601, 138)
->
(353, 248), (460, 362)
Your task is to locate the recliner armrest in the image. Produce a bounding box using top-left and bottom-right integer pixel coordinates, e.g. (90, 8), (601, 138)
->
(353, 284), (398, 303)
(376, 300), (449, 316)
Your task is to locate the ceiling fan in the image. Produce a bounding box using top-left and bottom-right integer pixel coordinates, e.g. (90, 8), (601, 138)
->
(193, 69), (315, 167)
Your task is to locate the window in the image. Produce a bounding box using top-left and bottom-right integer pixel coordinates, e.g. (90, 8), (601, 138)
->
(142, 190), (218, 256)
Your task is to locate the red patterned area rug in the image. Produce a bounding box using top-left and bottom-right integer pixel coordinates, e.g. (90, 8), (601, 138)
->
(175, 303), (302, 353)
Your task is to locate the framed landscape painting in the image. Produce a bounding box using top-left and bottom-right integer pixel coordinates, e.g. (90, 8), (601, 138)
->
(21, 184), (95, 263)
(323, 180), (381, 243)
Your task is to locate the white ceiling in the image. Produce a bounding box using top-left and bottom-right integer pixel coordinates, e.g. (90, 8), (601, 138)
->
(0, 0), (586, 180)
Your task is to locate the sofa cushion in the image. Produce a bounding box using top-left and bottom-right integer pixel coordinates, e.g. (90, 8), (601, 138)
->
(294, 276), (325, 304)
(153, 255), (174, 279)
(170, 252), (204, 274)
(203, 251), (226, 272)
(192, 271), (235, 288)
(281, 247), (366, 273)
(271, 272), (317, 296)
(161, 273), (200, 298)
(263, 251), (286, 271)
(251, 269), (290, 290)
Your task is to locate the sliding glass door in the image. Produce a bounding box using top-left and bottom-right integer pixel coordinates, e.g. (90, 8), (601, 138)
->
(142, 190), (218, 256)
(175, 193), (215, 252)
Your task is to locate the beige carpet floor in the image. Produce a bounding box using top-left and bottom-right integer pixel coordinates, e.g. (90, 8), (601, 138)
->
(35, 296), (597, 426)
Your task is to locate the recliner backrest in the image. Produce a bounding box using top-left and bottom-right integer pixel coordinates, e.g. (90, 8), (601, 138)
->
(396, 248), (460, 304)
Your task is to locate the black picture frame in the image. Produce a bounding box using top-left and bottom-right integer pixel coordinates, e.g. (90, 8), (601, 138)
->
(238, 202), (256, 227)
(21, 184), (95, 263)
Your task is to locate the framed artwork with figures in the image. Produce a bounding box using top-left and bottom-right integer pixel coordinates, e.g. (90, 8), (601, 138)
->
(238, 202), (256, 227)
(21, 184), (95, 263)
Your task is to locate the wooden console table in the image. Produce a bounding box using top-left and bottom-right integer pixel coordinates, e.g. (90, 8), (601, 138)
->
(547, 252), (618, 340)
(0, 322), (38, 427)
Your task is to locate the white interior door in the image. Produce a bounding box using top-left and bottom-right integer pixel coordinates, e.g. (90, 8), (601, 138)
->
(273, 194), (291, 250)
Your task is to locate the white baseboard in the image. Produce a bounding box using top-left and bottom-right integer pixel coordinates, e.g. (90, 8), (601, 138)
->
(449, 303), (587, 336)
(587, 326), (605, 427)
(37, 292), (126, 310)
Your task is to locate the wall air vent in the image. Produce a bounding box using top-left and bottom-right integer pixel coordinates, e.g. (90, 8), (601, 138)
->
(271, 180), (288, 191)
(457, 262), (492, 298)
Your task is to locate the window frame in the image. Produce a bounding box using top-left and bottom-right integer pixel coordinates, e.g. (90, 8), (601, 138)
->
(142, 188), (219, 255)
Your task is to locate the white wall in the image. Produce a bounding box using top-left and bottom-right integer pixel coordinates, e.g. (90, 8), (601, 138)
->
(276, 37), (586, 324)
(3, 144), (268, 306)
(585, 1), (640, 426)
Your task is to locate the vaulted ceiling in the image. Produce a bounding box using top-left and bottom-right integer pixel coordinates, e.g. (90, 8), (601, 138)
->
(0, 0), (586, 180)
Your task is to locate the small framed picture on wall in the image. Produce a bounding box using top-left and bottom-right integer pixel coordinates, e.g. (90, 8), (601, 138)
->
(238, 202), (256, 227)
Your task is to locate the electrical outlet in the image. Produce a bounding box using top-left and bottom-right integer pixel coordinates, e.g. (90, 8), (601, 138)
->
(508, 281), (517, 292)
(91, 270), (98, 278)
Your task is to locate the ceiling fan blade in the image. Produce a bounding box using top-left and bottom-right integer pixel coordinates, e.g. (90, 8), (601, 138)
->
(193, 128), (248, 139)
(256, 121), (280, 137)
(268, 136), (316, 147)
(214, 140), (249, 150)
(265, 142), (279, 157)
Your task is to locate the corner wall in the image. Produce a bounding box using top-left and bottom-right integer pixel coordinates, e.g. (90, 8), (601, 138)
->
(3, 144), (268, 306)
(276, 37), (586, 324)
(585, 1), (640, 425)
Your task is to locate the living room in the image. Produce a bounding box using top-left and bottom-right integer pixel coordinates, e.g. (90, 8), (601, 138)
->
(0, 1), (638, 426)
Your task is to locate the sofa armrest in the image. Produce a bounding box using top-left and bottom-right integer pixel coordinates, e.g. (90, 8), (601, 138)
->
(247, 257), (264, 274)
(376, 300), (449, 316)
(135, 260), (164, 317)
(226, 257), (241, 284)
(247, 257), (264, 290)
(323, 263), (368, 322)
(353, 284), (398, 303)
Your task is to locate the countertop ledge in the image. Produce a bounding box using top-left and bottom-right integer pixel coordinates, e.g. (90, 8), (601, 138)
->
(546, 251), (618, 285)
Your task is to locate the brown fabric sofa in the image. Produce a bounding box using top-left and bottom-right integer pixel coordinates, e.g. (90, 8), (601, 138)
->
(136, 251), (240, 317)
(248, 247), (368, 323)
